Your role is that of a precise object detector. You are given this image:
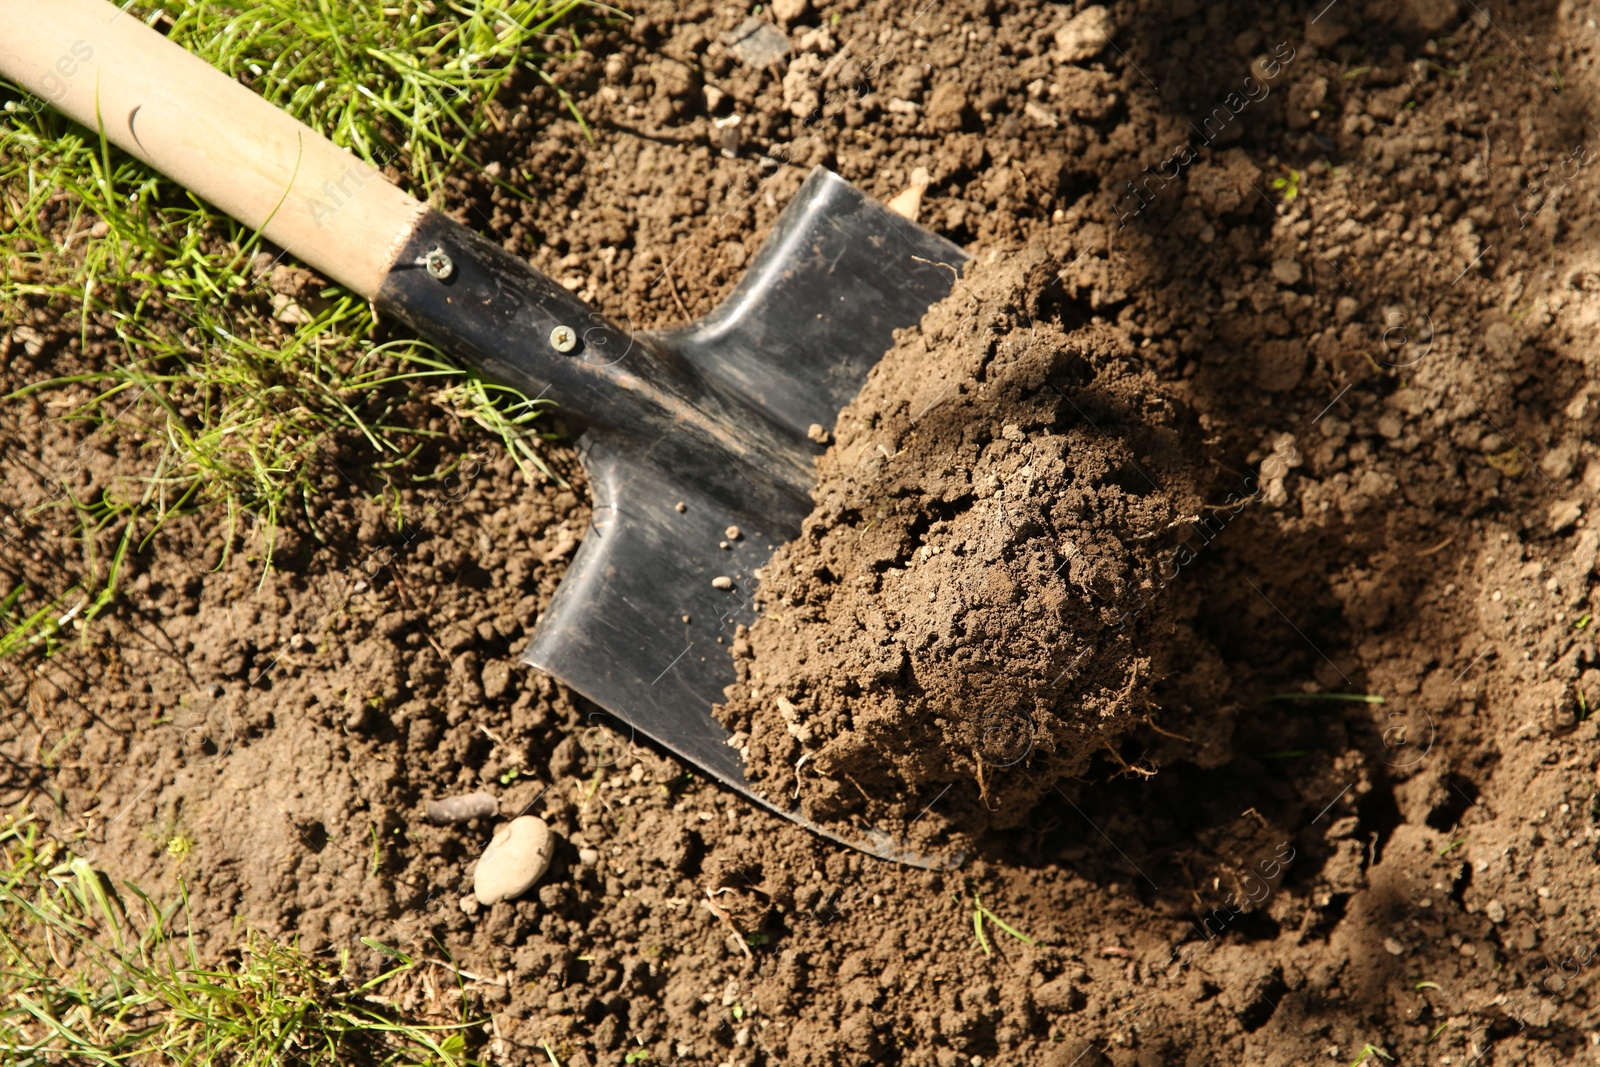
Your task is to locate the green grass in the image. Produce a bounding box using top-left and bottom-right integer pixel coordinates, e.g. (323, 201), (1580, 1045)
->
(151, 0), (594, 197)
(1270, 167), (1302, 201)
(966, 887), (1036, 956)
(0, 815), (484, 1066)
(1, 0), (601, 657)
(0, 585), (80, 659)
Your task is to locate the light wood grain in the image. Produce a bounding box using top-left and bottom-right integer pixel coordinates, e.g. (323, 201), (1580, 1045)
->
(0, 0), (427, 299)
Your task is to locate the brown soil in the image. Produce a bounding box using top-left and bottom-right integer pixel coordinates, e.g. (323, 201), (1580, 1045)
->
(714, 248), (1231, 842)
(8, 0), (1600, 1065)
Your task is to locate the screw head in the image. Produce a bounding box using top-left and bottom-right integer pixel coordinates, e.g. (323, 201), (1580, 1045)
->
(549, 325), (577, 354)
(424, 247), (454, 280)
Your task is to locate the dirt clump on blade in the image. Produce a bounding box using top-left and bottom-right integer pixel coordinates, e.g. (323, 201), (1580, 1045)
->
(716, 249), (1224, 837)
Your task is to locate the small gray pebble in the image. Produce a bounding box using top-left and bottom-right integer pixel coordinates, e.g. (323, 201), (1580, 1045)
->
(427, 791), (498, 823)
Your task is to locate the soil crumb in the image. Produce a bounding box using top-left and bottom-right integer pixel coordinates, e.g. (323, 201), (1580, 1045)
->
(717, 248), (1232, 836)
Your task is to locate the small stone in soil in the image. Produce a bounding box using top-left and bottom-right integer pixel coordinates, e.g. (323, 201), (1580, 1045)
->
(725, 525), (741, 540)
(724, 17), (792, 67)
(473, 815), (555, 905)
(675, 501), (686, 512)
(1053, 4), (1115, 63)
(807, 423), (830, 444)
(427, 791), (498, 824)
(712, 576), (734, 589)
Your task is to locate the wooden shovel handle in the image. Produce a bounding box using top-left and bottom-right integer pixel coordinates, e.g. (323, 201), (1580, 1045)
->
(0, 0), (426, 299)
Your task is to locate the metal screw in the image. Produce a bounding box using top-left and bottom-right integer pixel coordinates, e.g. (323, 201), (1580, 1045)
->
(424, 247), (454, 280)
(549, 325), (577, 353)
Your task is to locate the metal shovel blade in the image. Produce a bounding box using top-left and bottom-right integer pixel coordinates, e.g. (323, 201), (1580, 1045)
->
(522, 169), (967, 868)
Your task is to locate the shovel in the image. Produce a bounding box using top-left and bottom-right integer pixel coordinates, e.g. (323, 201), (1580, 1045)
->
(4, 1), (966, 868)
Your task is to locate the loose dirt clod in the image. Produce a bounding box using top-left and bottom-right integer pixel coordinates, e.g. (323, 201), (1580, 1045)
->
(473, 815), (555, 905)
